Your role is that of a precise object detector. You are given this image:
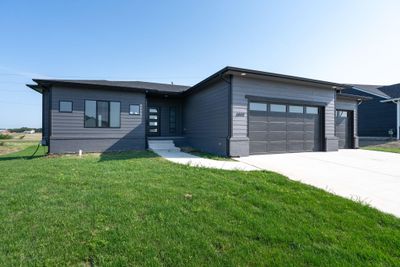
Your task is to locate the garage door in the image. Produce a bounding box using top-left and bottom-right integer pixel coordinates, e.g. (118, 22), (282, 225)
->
(249, 102), (322, 154)
(336, 110), (352, 149)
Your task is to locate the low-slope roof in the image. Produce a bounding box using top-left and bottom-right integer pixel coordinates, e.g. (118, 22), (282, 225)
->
(346, 84), (389, 98)
(29, 79), (190, 94)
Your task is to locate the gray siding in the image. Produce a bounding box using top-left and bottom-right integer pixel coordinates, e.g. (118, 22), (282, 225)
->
(231, 76), (337, 156)
(336, 98), (359, 148)
(147, 97), (183, 136)
(49, 86), (146, 153)
(183, 79), (230, 156)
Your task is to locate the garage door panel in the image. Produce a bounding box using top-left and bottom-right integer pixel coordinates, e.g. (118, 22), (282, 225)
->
(249, 122), (267, 132)
(305, 141), (319, 151)
(249, 131), (267, 141)
(287, 141), (305, 152)
(336, 110), (352, 149)
(268, 114), (286, 122)
(269, 122), (286, 131)
(287, 123), (304, 131)
(287, 131), (304, 140)
(249, 142), (268, 154)
(269, 131), (287, 141)
(269, 141), (287, 153)
(287, 116), (304, 123)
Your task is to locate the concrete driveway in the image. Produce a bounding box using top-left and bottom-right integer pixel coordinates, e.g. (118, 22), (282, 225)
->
(236, 149), (400, 217)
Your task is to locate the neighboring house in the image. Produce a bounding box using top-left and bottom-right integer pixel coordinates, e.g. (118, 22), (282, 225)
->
(23, 130), (35, 134)
(27, 66), (367, 156)
(344, 84), (400, 139)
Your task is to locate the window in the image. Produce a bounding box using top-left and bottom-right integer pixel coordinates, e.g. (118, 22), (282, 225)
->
(59, 101), (72, 113)
(306, 107), (319, 114)
(169, 107), (176, 134)
(289, 105), (303, 113)
(149, 121), (158, 126)
(337, 110), (348, 118)
(129, 104), (140, 115)
(149, 108), (158, 113)
(110, 102), (121, 127)
(84, 100), (120, 128)
(249, 102), (267, 111)
(149, 115), (158, 120)
(270, 104), (286, 112)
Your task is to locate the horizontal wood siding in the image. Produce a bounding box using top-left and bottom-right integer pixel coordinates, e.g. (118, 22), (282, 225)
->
(49, 86), (146, 153)
(183, 79), (229, 156)
(232, 76), (336, 139)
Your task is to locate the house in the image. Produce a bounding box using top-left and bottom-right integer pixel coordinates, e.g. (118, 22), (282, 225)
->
(344, 84), (400, 139)
(27, 66), (368, 156)
(23, 130), (35, 134)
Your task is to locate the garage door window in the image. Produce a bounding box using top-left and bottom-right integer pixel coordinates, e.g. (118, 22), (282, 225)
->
(289, 105), (303, 113)
(306, 107), (319, 114)
(249, 102), (267, 111)
(270, 104), (286, 112)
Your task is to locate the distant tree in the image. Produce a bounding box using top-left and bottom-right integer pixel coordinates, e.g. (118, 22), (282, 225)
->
(7, 127), (42, 133)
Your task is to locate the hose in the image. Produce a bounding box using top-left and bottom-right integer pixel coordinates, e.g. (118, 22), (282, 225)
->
(29, 142), (41, 159)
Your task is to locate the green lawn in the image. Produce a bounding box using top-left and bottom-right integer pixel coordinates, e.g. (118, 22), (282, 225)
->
(364, 146), (400, 154)
(0, 147), (399, 266)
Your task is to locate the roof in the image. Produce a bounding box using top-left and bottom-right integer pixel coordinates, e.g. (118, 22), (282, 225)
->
(30, 79), (190, 94)
(184, 66), (345, 95)
(378, 83), (400, 99)
(346, 84), (389, 98)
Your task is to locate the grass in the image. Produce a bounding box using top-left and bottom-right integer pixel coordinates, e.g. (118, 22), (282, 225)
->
(0, 133), (41, 155)
(0, 147), (399, 266)
(363, 141), (400, 154)
(180, 147), (234, 161)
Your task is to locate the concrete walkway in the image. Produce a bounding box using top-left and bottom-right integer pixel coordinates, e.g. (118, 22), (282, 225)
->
(152, 149), (259, 171)
(236, 149), (400, 217)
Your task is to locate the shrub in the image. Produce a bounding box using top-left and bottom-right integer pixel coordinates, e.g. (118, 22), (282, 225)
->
(19, 135), (25, 140)
(0, 141), (4, 146)
(0, 134), (12, 140)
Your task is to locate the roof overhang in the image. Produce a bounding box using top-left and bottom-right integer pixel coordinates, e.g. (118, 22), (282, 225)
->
(336, 92), (371, 101)
(28, 79), (185, 96)
(184, 66), (346, 96)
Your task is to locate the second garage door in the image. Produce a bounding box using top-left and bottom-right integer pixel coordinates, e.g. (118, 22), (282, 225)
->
(249, 101), (323, 154)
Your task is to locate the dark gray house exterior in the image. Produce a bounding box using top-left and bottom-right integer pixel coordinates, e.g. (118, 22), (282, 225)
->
(28, 66), (366, 156)
(344, 84), (400, 139)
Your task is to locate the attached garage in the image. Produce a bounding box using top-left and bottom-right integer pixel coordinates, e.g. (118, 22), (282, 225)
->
(249, 101), (323, 154)
(336, 110), (354, 149)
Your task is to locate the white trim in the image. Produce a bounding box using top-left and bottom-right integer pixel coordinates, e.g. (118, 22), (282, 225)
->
(381, 97), (400, 103)
(351, 86), (390, 99)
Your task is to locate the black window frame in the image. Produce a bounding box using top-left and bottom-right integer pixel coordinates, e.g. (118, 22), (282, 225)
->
(129, 104), (141, 115)
(84, 99), (121, 128)
(59, 100), (73, 113)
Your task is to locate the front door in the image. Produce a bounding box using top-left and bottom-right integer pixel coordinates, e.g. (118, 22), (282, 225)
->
(148, 107), (160, 136)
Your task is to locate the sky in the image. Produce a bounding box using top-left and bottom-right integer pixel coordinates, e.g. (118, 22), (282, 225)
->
(0, 0), (399, 128)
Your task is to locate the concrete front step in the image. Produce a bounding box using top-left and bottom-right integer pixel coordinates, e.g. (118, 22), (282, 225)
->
(148, 140), (181, 151)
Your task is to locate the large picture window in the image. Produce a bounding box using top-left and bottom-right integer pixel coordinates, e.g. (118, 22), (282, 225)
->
(84, 100), (120, 128)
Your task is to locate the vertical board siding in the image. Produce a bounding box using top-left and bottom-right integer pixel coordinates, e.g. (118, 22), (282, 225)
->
(232, 76), (336, 139)
(183, 79), (230, 156)
(345, 89), (396, 137)
(50, 86), (146, 153)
